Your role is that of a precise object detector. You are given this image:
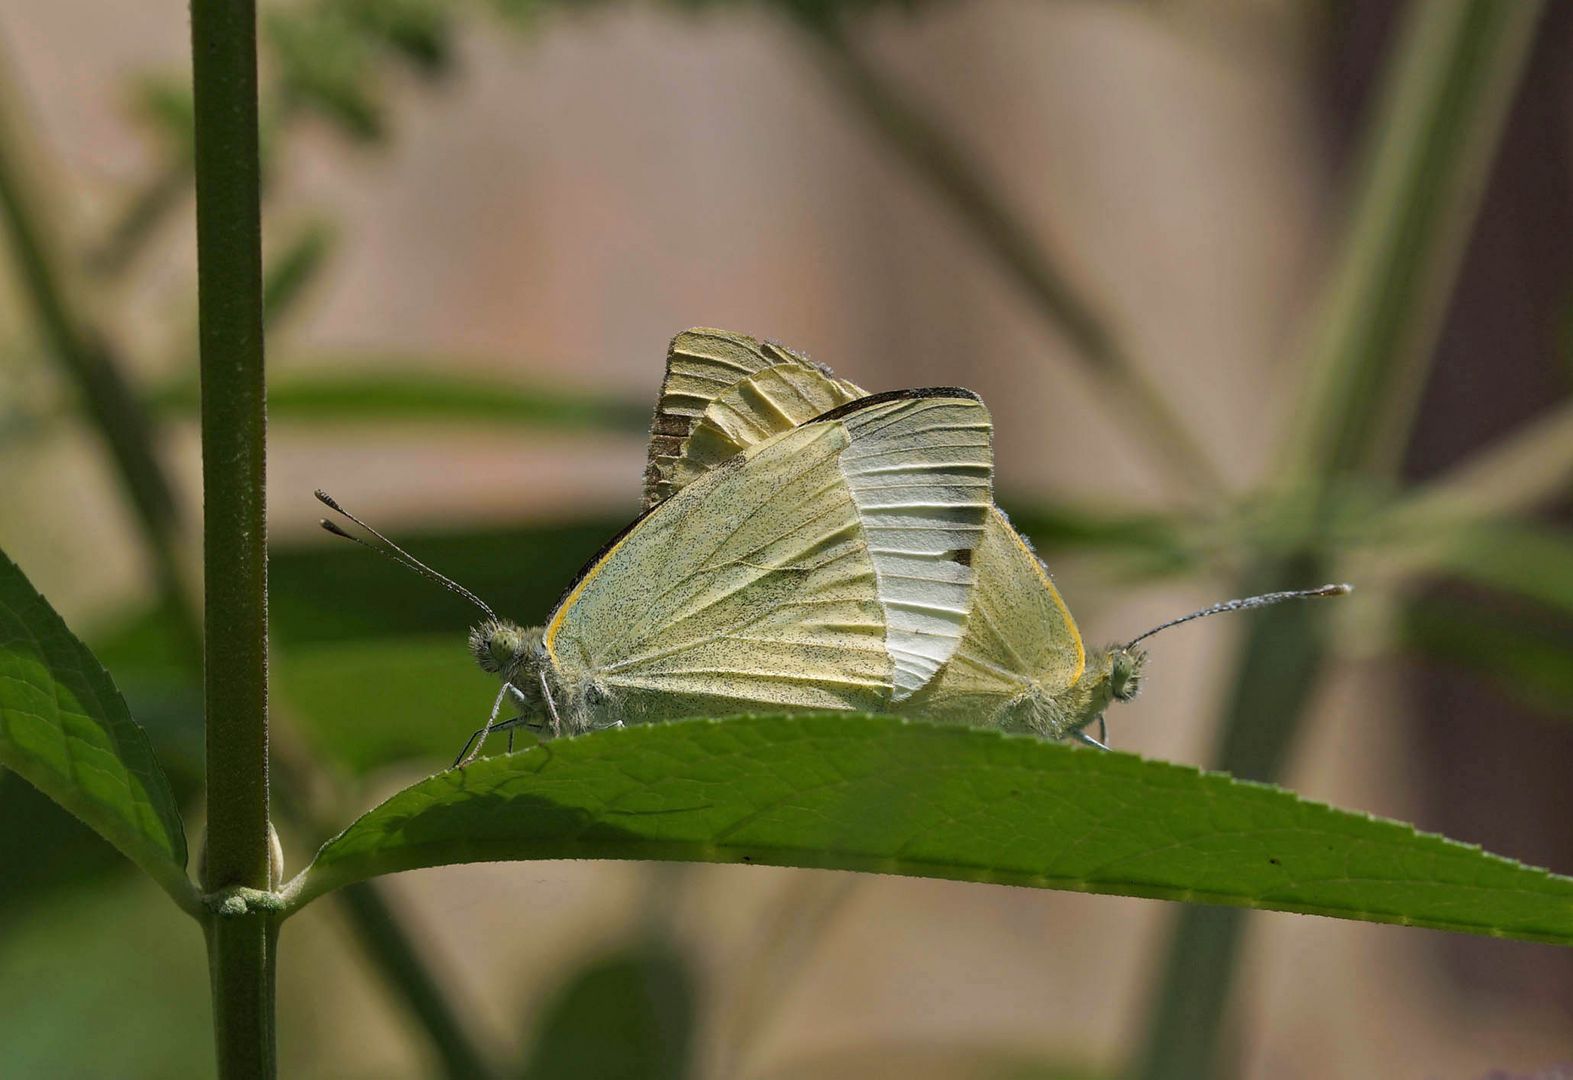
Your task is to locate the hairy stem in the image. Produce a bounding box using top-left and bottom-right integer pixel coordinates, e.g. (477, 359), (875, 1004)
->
(191, 0), (273, 1072)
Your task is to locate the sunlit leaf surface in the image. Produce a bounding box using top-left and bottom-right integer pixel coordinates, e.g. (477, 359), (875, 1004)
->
(291, 715), (1573, 944)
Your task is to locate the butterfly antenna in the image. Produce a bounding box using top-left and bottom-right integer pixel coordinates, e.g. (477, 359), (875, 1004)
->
(315, 489), (496, 619)
(1124, 583), (1351, 650)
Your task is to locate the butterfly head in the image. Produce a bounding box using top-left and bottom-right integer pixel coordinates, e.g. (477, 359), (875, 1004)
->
(1108, 645), (1145, 703)
(469, 618), (543, 679)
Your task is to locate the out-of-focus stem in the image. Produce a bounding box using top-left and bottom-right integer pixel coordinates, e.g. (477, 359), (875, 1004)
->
(88, 160), (191, 278)
(0, 55), (198, 655)
(797, 21), (1223, 500)
(1133, 3), (1544, 1078)
(1276, 1), (1545, 489)
(1385, 397), (1573, 529)
(335, 882), (498, 1079)
(1130, 555), (1332, 1080)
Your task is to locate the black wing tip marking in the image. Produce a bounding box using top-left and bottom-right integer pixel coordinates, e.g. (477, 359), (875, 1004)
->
(809, 386), (982, 425)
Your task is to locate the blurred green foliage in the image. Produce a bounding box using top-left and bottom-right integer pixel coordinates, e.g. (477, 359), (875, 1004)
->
(518, 942), (697, 1080)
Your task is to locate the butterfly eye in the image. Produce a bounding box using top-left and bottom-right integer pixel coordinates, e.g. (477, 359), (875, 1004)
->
(469, 619), (530, 674)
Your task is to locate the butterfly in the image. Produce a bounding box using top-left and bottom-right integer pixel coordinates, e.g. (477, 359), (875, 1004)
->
(323, 385), (997, 761)
(317, 328), (1347, 763)
(636, 328), (1350, 750)
(639, 328), (1138, 748)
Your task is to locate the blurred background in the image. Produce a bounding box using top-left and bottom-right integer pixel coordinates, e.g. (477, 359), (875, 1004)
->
(1, 0), (1570, 1076)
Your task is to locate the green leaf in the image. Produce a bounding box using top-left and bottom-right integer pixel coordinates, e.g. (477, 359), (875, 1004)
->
(286, 715), (1573, 944)
(518, 942), (696, 1080)
(0, 549), (194, 910)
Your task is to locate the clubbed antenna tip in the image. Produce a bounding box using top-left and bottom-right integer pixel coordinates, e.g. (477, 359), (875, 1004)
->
(314, 488), (496, 619)
(1125, 583), (1352, 650)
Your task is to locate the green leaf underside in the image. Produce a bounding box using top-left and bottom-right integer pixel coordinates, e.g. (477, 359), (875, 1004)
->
(0, 550), (190, 906)
(295, 715), (1573, 944)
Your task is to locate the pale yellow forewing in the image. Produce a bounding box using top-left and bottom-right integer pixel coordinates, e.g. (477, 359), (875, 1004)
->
(551, 390), (993, 723)
(644, 327), (863, 509)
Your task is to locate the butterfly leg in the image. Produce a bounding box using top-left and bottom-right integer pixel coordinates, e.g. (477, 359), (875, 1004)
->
(455, 681), (512, 767)
(502, 684), (531, 753)
(453, 712), (547, 766)
(1074, 727), (1111, 752)
(540, 668), (563, 738)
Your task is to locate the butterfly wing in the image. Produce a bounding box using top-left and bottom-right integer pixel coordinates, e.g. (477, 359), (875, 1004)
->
(551, 390), (993, 722)
(643, 327), (1088, 729)
(644, 327), (864, 509)
(900, 511), (1085, 727)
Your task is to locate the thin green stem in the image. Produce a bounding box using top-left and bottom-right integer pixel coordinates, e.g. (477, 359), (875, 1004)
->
(192, 0), (272, 1072)
(193, 0), (269, 893)
(796, 20), (1223, 500)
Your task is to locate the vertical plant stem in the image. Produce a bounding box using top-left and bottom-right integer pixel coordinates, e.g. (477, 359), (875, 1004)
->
(795, 20), (1223, 499)
(192, 0), (273, 1072)
(1132, 3), (1543, 1077)
(206, 909), (280, 1079)
(2, 31), (497, 1078)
